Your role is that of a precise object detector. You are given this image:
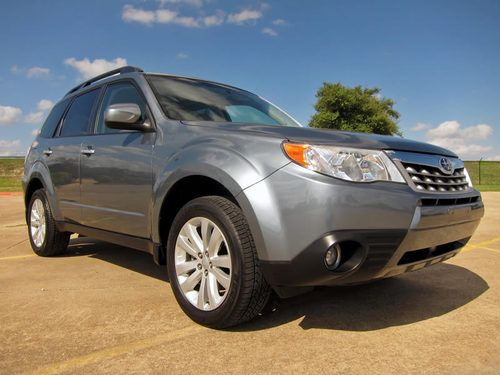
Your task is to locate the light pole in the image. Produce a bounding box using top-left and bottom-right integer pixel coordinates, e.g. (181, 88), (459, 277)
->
(479, 157), (483, 186)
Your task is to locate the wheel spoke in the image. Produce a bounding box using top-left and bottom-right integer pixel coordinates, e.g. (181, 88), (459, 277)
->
(176, 260), (199, 276)
(208, 227), (223, 256)
(201, 219), (210, 250)
(185, 223), (203, 252)
(197, 275), (207, 309)
(211, 255), (230, 268)
(180, 269), (202, 293)
(207, 273), (219, 306)
(36, 200), (43, 218)
(177, 235), (199, 258)
(35, 227), (43, 246)
(211, 267), (230, 290)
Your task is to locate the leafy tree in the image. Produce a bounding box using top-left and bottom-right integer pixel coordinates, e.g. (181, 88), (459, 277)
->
(309, 82), (402, 135)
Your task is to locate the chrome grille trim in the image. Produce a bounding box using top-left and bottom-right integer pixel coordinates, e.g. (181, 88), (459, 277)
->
(385, 150), (472, 194)
(402, 162), (469, 192)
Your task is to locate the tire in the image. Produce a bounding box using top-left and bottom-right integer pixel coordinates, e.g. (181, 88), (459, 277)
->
(166, 196), (271, 328)
(27, 189), (70, 257)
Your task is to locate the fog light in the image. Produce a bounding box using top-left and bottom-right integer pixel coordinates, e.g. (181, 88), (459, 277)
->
(325, 244), (341, 270)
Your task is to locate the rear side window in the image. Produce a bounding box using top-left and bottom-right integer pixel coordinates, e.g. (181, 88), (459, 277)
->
(60, 89), (100, 137)
(39, 99), (69, 138)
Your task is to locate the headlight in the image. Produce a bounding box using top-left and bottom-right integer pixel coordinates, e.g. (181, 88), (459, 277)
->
(283, 142), (405, 183)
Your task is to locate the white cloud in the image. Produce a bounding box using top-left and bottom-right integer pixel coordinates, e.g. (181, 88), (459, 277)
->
(122, 5), (156, 24)
(172, 15), (200, 27)
(424, 120), (494, 158)
(202, 11), (226, 27)
(31, 129), (40, 137)
(0, 140), (22, 156)
(64, 57), (128, 80)
(486, 155), (500, 161)
(227, 9), (263, 24)
(176, 52), (189, 59)
(157, 0), (204, 7)
(262, 27), (277, 36)
(123, 5), (228, 28)
(155, 8), (178, 23)
(37, 99), (54, 112)
(272, 18), (286, 26)
(122, 4), (268, 29)
(10, 65), (51, 78)
(412, 122), (431, 131)
(123, 5), (201, 27)
(0, 105), (22, 124)
(24, 100), (54, 124)
(26, 66), (51, 78)
(24, 111), (45, 124)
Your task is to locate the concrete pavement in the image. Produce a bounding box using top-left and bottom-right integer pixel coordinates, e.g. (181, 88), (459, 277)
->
(1, 194), (499, 374)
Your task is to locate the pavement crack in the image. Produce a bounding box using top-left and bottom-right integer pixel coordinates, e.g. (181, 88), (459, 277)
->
(3, 238), (28, 251)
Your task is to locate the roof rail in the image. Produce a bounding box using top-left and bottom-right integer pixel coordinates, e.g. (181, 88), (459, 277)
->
(64, 66), (144, 97)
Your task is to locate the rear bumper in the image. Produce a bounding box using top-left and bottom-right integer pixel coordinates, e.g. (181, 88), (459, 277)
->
(240, 163), (484, 288)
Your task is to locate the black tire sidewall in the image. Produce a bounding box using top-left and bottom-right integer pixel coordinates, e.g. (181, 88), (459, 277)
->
(166, 198), (245, 327)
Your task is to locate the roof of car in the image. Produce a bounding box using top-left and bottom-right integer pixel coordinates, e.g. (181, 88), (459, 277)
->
(64, 66), (251, 99)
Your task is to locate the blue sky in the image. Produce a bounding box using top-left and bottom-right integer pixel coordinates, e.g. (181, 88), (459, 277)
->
(1, 0), (499, 160)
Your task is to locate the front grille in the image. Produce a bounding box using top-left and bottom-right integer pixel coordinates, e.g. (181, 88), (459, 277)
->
(402, 162), (470, 193)
(397, 238), (468, 265)
(420, 196), (481, 207)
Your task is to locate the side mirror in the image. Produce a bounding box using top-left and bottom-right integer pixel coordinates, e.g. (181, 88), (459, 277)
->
(104, 103), (153, 131)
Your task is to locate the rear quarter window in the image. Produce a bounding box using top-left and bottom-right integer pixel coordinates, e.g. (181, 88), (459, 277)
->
(39, 99), (70, 138)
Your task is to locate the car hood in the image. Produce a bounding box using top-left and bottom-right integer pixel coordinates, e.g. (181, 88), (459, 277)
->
(182, 121), (458, 158)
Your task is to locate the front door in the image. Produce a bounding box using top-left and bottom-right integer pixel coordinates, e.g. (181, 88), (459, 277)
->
(80, 81), (155, 238)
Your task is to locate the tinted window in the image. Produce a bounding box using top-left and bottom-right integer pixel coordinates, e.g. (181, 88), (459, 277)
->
(39, 99), (69, 138)
(60, 89), (99, 137)
(95, 82), (148, 134)
(147, 75), (300, 127)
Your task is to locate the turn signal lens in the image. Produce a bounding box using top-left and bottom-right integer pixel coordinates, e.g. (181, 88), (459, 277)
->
(283, 143), (310, 167)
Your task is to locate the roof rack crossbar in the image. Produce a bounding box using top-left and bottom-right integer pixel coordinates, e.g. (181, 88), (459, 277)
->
(64, 66), (144, 97)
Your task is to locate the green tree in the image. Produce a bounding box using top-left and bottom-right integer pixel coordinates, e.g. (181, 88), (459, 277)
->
(309, 82), (402, 135)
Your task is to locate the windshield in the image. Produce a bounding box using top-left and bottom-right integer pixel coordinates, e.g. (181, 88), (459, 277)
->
(146, 74), (301, 127)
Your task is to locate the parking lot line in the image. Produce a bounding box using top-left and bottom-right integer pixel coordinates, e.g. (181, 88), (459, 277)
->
(478, 247), (500, 253)
(0, 254), (35, 261)
(26, 325), (205, 375)
(462, 236), (500, 252)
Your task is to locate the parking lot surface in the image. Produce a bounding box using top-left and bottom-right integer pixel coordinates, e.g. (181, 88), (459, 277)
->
(1, 193), (499, 374)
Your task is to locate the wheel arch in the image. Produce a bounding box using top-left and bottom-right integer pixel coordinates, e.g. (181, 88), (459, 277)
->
(24, 161), (61, 220)
(155, 174), (239, 257)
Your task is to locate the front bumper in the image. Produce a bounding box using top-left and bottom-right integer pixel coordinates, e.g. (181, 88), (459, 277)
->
(238, 162), (484, 288)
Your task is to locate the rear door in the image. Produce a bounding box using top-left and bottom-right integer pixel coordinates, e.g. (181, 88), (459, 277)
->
(80, 81), (155, 238)
(44, 88), (100, 223)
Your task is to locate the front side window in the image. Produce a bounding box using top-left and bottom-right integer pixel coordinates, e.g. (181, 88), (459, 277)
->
(95, 82), (148, 134)
(60, 89), (100, 137)
(146, 75), (301, 127)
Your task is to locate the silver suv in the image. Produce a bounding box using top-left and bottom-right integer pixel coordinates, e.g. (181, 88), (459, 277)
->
(23, 66), (484, 327)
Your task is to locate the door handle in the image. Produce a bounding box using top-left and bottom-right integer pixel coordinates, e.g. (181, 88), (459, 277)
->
(43, 149), (52, 156)
(81, 146), (95, 156)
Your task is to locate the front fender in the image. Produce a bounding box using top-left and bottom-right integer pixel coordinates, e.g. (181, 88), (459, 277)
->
(150, 143), (288, 244)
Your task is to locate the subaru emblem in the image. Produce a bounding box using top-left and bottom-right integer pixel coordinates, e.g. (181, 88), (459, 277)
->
(440, 158), (453, 174)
